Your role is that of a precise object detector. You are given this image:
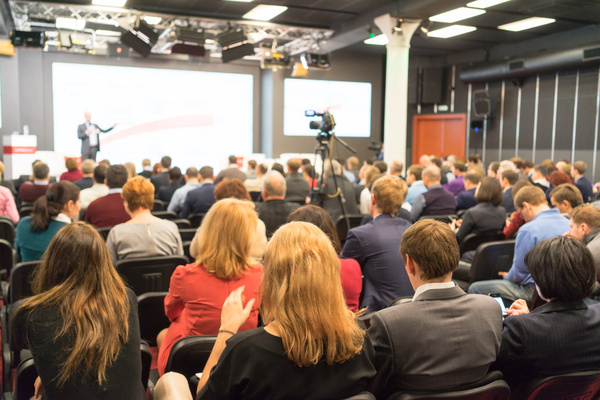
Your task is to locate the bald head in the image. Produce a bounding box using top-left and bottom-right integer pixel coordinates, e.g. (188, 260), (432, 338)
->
(84, 112), (91, 123)
(422, 165), (442, 188)
(262, 170), (287, 200)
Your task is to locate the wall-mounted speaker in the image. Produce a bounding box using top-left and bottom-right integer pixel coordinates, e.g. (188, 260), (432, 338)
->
(221, 43), (254, 63)
(472, 89), (491, 118)
(120, 31), (151, 57)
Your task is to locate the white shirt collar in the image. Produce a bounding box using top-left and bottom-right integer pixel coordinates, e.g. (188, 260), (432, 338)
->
(412, 281), (455, 301)
(54, 213), (71, 224)
(33, 180), (49, 185)
(108, 188), (123, 194)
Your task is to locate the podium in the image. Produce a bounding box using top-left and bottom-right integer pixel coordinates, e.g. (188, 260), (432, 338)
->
(2, 135), (37, 179)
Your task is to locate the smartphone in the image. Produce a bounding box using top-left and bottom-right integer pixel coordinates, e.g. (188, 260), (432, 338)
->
(490, 294), (508, 316)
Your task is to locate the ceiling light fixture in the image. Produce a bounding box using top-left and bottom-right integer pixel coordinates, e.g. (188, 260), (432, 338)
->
(142, 16), (162, 25)
(92, 0), (127, 7)
(427, 25), (477, 38)
(95, 30), (121, 36)
(467, 0), (511, 9)
(243, 5), (287, 21)
(498, 17), (556, 32)
(56, 17), (86, 30)
(364, 34), (388, 45)
(430, 7), (486, 23)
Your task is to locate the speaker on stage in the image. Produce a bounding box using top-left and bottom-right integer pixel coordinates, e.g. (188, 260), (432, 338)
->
(472, 89), (491, 118)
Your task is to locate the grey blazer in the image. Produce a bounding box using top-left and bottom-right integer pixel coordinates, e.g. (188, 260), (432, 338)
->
(368, 286), (502, 398)
(77, 122), (113, 154)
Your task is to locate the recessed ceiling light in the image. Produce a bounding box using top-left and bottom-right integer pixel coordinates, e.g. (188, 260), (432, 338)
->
(427, 25), (477, 38)
(243, 5), (287, 21)
(430, 7), (485, 23)
(498, 17), (556, 32)
(92, 0), (127, 6)
(364, 34), (388, 46)
(467, 0), (511, 9)
(56, 17), (86, 30)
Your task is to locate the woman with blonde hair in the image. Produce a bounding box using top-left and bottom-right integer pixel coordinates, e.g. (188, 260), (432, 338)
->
(124, 162), (138, 180)
(190, 221), (376, 399)
(13, 222), (145, 399)
(157, 198), (264, 375)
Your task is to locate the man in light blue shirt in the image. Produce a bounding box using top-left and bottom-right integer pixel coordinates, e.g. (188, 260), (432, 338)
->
(468, 186), (570, 301)
(167, 167), (201, 213)
(404, 165), (427, 206)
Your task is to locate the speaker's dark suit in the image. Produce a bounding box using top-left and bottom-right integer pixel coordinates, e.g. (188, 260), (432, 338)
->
(77, 122), (113, 161)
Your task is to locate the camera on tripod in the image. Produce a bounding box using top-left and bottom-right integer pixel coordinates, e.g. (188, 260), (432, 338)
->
(305, 110), (335, 140)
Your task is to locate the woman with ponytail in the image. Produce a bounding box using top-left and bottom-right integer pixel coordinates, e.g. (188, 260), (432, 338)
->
(15, 181), (80, 261)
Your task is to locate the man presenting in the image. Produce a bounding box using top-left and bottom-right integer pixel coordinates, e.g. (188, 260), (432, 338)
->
(77, 112), (116, 161)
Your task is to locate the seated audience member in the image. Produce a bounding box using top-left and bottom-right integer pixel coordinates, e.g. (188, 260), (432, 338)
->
(85, 165), (131, 228)
(545, 170), (571, 204)
(255, 171), (300, 237)
(59, 158), (83, 182)
(284, 158), (310, 203)
(244, 163), (267, 193)
(106, 177), (183, 264)
(183, 221), (376, 399)
(389, 161), (404, 180)
(14, 222), (145, 400)
(156, 167), (183, 204)
(419, 154), (431, 168)
(0, 161), (17, 198)
(151, 156), (172, 191)
(360, 167), (382, 214)
(487, 161), (500, 178)
(555, 160), (572, 177)
(214, 178), (251, 201)
(80, 164), (108, 211)
(500, 169), (519, 214)
(373, 160), (388, 174)
(15, 181), (80, 262)
(404, 165), (426, 206)
(123, 162), (137, 180)
(302, 163), (318, 189)
(410, 165), (456, 222)
(138, 158), (152, 179)
(530, 164), (549, 191)
(0, 180), (18, 224)
(443, 161), (467, 195)
(287, 205), (362, 312)
(566, 204), (600, 280)
(455, 171), (481, 212)
(344, 156), (361, 183)
(504, 179), (532, 239)
(550, 183), (583, 214)
(157, 199), (264, 375)
(369, 219), (502, 398)
(19, 162), (51, 203)
(246, 160), (257, 179)
(469, 186), (570, 301)
(74, 159), (95, 190)
(168, 167), (201, 213)
(494, 236), (600, 396)
(179, 166), (215, 219)
(572, 160), (593, 202)
(453, 176), (506, 244)
(214, 155), (246, 185)
(270, 162), (285, 177)
(322, 159), (359, 223)
(341, 175), (413, 311)
(430, 157), (449, 185)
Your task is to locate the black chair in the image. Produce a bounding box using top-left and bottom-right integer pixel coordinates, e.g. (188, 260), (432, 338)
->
(249, 191), (261, 201)
(137, 292), (170, 346)
(140, 341), (152, 393)
(164, 335), (217, 395)
(95, 226), (112, 241)
(179, 228), (197, 242)
(153, 199), (166, 211)
(520, 370), (600, 400)
(8, 261), (40, 304)
(335, 214), (364, 245)
(469, 240), (516, 284)
(116, 255), (188, 296)
(151, 211), (178, 220)
(419, 214), (458, 224)
(0, 238), (13, 280)
(0, 216), (15, 246)
(18, 206), (33, 219)
(458, 231), (504, 256)
(173, 219), (192, 229)
(188, 213), (206, 228)
(3, 356), (37, 400)
(2, 299), (29, 394)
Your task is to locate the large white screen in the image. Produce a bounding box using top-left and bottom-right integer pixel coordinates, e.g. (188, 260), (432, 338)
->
(52, 62), (253, 172)
(283, 78), (372, 137)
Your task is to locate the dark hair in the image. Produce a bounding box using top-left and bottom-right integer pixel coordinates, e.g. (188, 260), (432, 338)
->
(303, 164), (313, 177)
(407, 165), (423, 181)
(93, 165), (107, 184)
(185, 167), (198, 178)
(526, 236), (595, 301)
(373, 161), (387, 174)
(533, 164), (548, 178)
(301, 158), (311, 166)
(168, 167), (182, 181)
(501, 170), (519, 186)
(161, 156), (172, 169)
(287, 205), (342, 254)
(257, 164), (268, 175)
(453, 162), (467, 173)
(524, 159), (534, 169)
(228, 155), (237, 165)
(247, 160), (257, 169)
(271, 163), (285, 177)
(468, 154), (480, 164)
(214, 178), (251, 201)
(31, 181), (80, 232)
(464, 171), (482, 185)
(199, 166), (214, 180)
(33, 163), (50, 180)
(105, 165), (128, 189)
(550, 183), (583, 209)
(430, 158), (442, 169)
(488, 161), (500, 174)
(476, 177), (503, 206)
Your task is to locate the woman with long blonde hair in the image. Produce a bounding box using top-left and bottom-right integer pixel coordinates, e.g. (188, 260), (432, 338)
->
(13, 222), (145, 400)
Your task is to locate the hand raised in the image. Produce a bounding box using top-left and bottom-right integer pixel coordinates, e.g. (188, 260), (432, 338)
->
(220, 286), (255, 334)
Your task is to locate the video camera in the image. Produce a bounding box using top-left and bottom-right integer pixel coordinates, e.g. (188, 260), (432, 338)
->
(305, 110), (335, 135)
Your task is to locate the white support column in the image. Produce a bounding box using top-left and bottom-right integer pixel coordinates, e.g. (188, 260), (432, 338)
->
(374, 14), (421, 171)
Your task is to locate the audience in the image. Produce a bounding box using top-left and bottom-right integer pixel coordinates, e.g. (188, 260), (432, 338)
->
(389, 161), (404, 180)
(179, 166), (215, 218)
(545, 170), (572, 204)
(504, 179), (532, 239)
(410, 165), (456, 222)
(13, 222), (145, 399)
(322, 159), (359, 223)
(443, 161), (466, 195)
(271, 162), (286, 178)
(214, 178), (252, 201)
(345, 156), (360, 183)
(494, 236), (600, 396)
(500, 169), (519, 214)
(487, 161), (500, 178)
(156, 167), (183, 204)
(85, 164), (131, 228)
(255, 171), (300, 238)
(302, 163), (318, 189)
(550, 183), (583, 214)
(138, 158), (152, 179)
(530, 164), (549, 192)
(369, 219), (501, 398)
(123, 162), (137, 180)
(19, 162), (51, 203)
(167, 167), (201, 213)
(0, 170), (18, 224)
(455, 171), (480, 212)
(74, 159), (95, 190)
(106, 177), (183, 264)
(214, 155), (246, 185)
(157, 199), (264, 375)
(572, 160), (593, 202)
(245, 159), (257, 179)
(15, 181), (80, 262)
(359, 166), (382, 214)
(80, 164), (108, 211)
(404, 165), (426, 206)
(244, 163), (267, 193)
(287, 205), (362, 312)
(151, 156), (172, 191)
(59, 158), (83, 182)
(284, 158), (310, 204)
(566, 204), (600, 280)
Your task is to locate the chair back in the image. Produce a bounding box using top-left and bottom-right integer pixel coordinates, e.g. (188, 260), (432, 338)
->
(249, 191), (260, 201)
(137, 292), (170, 346)
(152, 211), (178, 220)
(188, 213), (206, 228)
(95, 226), (112, 241)
(18, 206), (34, 219)
(164, 335), (217, 394)
(9, 261), (40, 304)
(469, 240), (515, 283)
(0, 216), (15, 245)
(459, 231), (504, 255)
(173, 219), (192, 229)
(116, 255), (188, 296)
(522, 370), (600, 400)
(182, 241), (192, 262)
(388, 379), (510, 400)
(419, 214), (458, 224)
(0, 238), (13, 280)
(141, 341), (152, 391)
(153, 199), (166, 211)
(179, 228), (197, 242)
(335, 214), (364, 244)
(12, 357), (37, 400)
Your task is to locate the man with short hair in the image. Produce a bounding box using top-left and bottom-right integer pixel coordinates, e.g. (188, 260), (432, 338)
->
(156, 167), (183, 204)
(179, 166), (215, 219)
(138, 159), (152, 179)
(550, 183), (583, 214)
(410, 166), (456, 222)
(77, 111), (116, 161)
(530, 164), (549, 191)
(285, 159), (310, 203)
(404, 165), (426, 206)
(341, 175), (413, 311)
(468, 186), (570, 301)
(85, 164), (131, 228)
(344, 156), (360, 184)
(19, 162), (51, 203)
(244, 163), (268, 193)
(246, 160), (257, 179)
(255, 171), (300, 237)
(456, 172), (480, 211)
(80, 164), (108, 210)
(369, 219), (502, 397)
(168, 167), (201, 213)
(500, 170), (519, 214)
(373, 161), (388, 175)
(389, 161), (404, 180)
(567, 204), (600, 279)
(151, 156), (172, 191)
(419, 155), (431, 168)
(214, 155), (247, 185)
(443, 162), (467, 195)
(74, 159), (95, 190)
(572, 161), (593, 203)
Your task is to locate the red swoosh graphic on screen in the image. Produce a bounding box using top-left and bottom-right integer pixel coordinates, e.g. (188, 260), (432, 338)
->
(101, 114), (214, 146)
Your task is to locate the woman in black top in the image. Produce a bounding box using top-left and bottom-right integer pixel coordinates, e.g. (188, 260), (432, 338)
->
(13, 222), (145, 400)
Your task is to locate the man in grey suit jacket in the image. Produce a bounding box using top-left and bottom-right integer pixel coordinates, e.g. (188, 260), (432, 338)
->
(368, 219), (503, 398)
(77, 111), (116, 161)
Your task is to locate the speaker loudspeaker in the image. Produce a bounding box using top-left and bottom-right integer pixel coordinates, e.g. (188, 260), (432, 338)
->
(472, 89), (491, 118)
